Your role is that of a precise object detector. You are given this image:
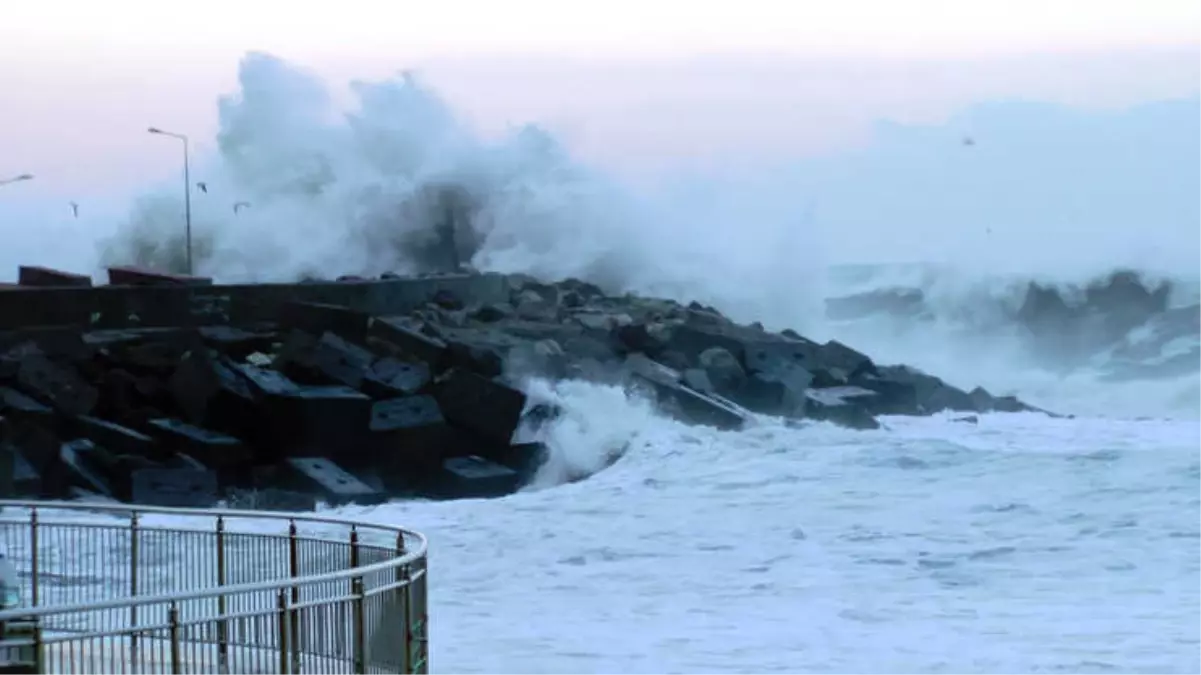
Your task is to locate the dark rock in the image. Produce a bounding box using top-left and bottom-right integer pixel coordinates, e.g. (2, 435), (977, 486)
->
(483, 441), (549, 485)
(624, 354), (749, 431)
(698, 347), (746, 393)
(365, 395), (453, 477)
(441, 334), (510, 377)
(71, 415), (162, 460)
(870, 365), (974, 414)
(169, 349), (255, 434)
(123, 462), (221, 508)
(231, 362), (301, 397)
(361, 357), (431, 399)
(9, 448), (40, 497)
(0, 269), (1054, 505)
(472, 303), (512, 323)
(11, 348), (98, 417)
(803, 387), (881, 430)
(268, 385), (373, 458)
(816, 340), (878, 381)
(198, 325), (276, 357)
(430, 288), (464, 311)
(614, 322), (671, 356)
(506, 339), (568, 379)
(48, 439), (115, 499)
(145, 418), (248, 470)
(434, 455), (521, 499)
(849, 371), (921, 416)
(657, 350), (690, 372)
(370, 317), (449, 368)
(280, 301), (371, 343)
(432, 368), (527, 445)
(0, 386), (54, 424)
(308, 332), (376, 389)
(276, 457), (387, 507)
(681, 368), (715, 393)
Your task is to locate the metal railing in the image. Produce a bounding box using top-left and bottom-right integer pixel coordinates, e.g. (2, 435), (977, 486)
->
(0, 500), (429, 674)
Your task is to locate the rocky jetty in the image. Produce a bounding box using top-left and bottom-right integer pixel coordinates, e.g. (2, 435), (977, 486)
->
(0, 265), (1045, 512)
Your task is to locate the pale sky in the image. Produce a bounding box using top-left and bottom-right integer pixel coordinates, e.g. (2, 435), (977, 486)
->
(1, 0), (1198, 198)
(5, 0), (1199, 56)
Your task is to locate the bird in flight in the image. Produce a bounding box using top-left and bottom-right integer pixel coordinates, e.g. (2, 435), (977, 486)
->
(233, 201), (251, 215)
(197, 181), (208, 193)
(69, 201), (79, 218)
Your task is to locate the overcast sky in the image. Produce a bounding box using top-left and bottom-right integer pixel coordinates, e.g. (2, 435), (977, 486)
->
(1, 0), (1197, 199)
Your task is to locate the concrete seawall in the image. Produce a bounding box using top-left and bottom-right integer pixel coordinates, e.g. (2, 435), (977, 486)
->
(0, 273), (510, 331)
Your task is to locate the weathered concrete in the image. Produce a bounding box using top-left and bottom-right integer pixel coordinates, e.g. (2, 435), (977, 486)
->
(0, 272), (511, 330)
(18, 266), (93, 288)
(106, 266), (213, 286)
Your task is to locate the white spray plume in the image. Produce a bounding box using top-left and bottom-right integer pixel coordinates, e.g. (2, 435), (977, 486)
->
(87, 51), (1199, 418)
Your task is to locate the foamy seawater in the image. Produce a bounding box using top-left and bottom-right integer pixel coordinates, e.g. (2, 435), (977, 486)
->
(310, 384), (1201, 674)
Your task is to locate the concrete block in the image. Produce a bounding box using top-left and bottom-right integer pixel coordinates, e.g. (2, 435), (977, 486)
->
(0, 386), (54, 423)
(51, 439), (115, 499)
(489, 441), (549, 483)
(11, 351), (98, 417)
(11, 450), (40, 497)
(308, 332), (375, 389)
(625, 354), (749, 431)
(279, 302), (371, 343)
(229, 362), (300, 397)
(278, 457), (386, 506)
(168, 349), (255, 434)
(369, 317), (448, 368)
(363, 395), (453, 476)
(434, 455), (521, 499)
(125, 464), (221, 508)
(268, 385), (373, 458)
(361, 357), (430, 399)
(72, 415), (162, 459)
(107, 265), (213, 286)
(18, 265), (93, 288)
(431, 368), (526, 445)
(803, 386), (881, 430)
(145, 418), (247, 469)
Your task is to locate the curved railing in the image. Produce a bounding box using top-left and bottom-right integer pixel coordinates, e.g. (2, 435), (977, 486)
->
(0, 500), (429, 674)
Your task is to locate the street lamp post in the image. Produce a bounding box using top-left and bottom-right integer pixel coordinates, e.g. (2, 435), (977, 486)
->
(147, 127), (193, 275)
(0, 173), (33, 188)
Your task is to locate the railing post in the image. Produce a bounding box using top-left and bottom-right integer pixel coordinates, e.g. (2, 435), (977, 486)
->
(168, 600), (182, 675)
(31, 620), (44, 674)
(415, 557), (428, 674)
(215, 515), (228, 674)
(399, 562), (413, 674)
(276, 589), (291, 675)
(352, 577), (366, 675)
(287, 520), (300, 672)
(129, 510), (140, 667)
(395, 533), (410, 673)
(27, 508), (38, 608)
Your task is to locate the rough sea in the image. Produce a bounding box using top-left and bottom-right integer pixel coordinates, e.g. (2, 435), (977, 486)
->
(2, 51), (1197, 674)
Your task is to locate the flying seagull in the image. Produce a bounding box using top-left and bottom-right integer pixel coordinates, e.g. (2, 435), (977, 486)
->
(962, 136), (975, 147)
(197, 181), (208, 193)
(69, 201), (79, 218)
(233, 201), (251, 215)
